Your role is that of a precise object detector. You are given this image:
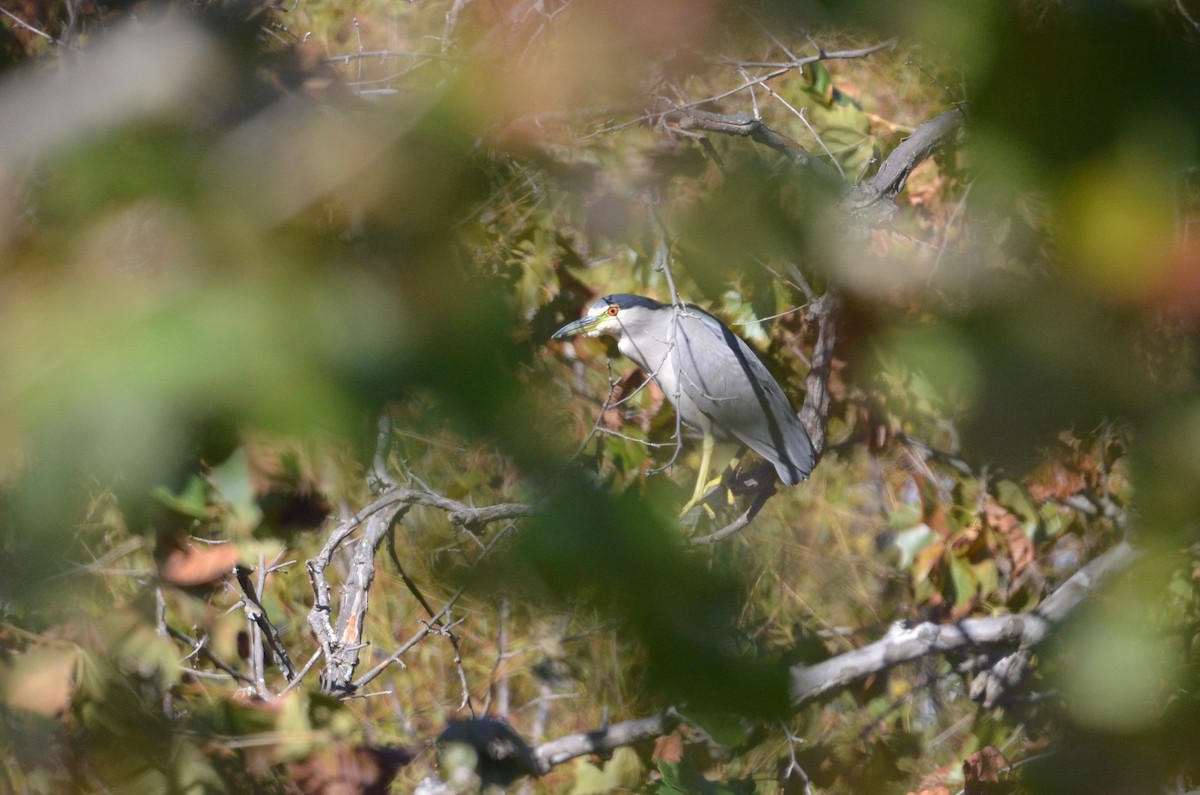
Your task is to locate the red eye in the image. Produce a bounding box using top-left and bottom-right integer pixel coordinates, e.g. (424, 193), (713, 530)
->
(606, 306), (619, 317)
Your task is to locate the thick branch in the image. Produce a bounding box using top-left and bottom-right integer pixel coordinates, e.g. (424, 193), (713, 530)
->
(527, 541), (1138, 774)
(533, 712), (678, 773)
(668, 103), (964, 230)
(797, 291), (840, 457)
(842, 108), (966, 226)
(865, 108), (964, 200)
(788, 541), (1138, 704)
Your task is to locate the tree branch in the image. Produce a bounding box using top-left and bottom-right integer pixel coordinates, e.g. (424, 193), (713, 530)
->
(842, 108), (966, 226)
(797, 290), (840, 458)
(234, 561), (296, 690)
(666, 102), (964, 230)
(525, 541), (1139, 775)
(788, 541), (1138, 704)
(533, 711), (679, 773)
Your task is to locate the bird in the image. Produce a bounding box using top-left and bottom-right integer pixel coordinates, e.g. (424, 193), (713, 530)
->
(552, 293), (815, 513)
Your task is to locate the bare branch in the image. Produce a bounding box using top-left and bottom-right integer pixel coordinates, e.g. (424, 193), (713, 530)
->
(667, 102), (964, 231)
(788, 541), (1138, 704)
(234, 562), (297, 689)
(687, 478), (775, 545)
(0, 6), (61, 46)
(352, 587), (466, 690)
(667, 105), (839, 180)
(797, 290), (840, 458)
(843, 108), (966, 225)
(525, 542), (1138, 778)
(533, 711), (679, 772)
(1176, 0), (1200, 36)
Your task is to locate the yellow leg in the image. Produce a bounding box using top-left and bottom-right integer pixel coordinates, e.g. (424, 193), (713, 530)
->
(679, 433), (716, 516)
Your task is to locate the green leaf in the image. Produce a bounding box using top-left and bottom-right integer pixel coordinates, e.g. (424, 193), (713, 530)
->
(994, 479), (1037, 524)
(151, 474), (209, 518)
(569, 759), (610, 795)
(893, 524), (938, 569)
(655, 760), (755, 795)
(676, 708), (753, 748)
(948, 554), (979, 607)
(570, 747), (647, 794)
(804, 62), (833, 104)
(207, 446), (262, 532)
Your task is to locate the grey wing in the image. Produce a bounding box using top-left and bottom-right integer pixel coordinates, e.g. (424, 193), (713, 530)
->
(674, 309), (816, 485)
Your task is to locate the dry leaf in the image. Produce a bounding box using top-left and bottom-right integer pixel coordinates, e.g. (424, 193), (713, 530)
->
(983, 499), (1035, 578)
(4, 647), (79, 717)
(652, 731), (684, 763)
(159, 542), (239, 587)
(963, 745), (1010, 795)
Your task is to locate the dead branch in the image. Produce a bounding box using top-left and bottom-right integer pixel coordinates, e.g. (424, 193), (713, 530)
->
(664, 103), (965, 230)
(234, 562), (296, 690)
(526, 541), (1139, 774)
(788, 541), (1138, 704)
(844, 108), (966, 226)
(533, 711), (679, 773)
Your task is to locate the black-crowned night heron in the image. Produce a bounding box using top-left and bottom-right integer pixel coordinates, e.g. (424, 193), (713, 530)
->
(552, 294), (815, 513)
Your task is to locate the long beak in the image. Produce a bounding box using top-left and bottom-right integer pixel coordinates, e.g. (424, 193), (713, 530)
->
(551, 315), (602, 340)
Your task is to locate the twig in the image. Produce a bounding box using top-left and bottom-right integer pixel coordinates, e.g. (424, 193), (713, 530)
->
(351, 588), (466, 689)
(165, 625), (255, 686)
(1177, 0), (1200, 35)
(235, 563), (297, 686)
(687, 484), (774, 545)
(0, 6), (61, 46)
(492, 596), (511, 719)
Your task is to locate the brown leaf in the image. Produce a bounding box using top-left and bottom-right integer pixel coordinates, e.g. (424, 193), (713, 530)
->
(1025, 459), (1087, 503)
(3, 647), (79, 717)
(911, 760), (957, 795)
(159, 542), (239, 587)
(288, 744), (414, 795)
(963, 745), (1011, 795)
(652, 731), (684, 763)
(983, 499), (1035, 578)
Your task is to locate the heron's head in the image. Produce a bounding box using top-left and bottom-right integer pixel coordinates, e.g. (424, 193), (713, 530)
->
(551, 294), (665, 341)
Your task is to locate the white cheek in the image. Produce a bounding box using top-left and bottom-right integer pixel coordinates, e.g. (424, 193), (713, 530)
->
(588, 315), (618, 337)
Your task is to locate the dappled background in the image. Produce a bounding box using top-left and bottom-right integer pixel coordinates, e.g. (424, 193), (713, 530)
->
(1, 0), (1200, 793)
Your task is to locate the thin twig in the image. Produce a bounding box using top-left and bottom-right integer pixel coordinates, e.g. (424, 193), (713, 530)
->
(0, 6), (61, 46)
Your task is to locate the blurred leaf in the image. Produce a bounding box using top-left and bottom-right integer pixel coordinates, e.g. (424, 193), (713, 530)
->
(276, 691), (317, 761)
(894, 523), (939, 569)
(158, 542), (239, 588)
(675, 709), (754, 749)
(804, 62), (833, 104)
(2, 647), (79, 717)
(569, 747), (647, 794)
(152, 475), (209, 519)
(947, 554), (978, 608)
(207, 447), (263, 532)
(655, 759), (754, 794)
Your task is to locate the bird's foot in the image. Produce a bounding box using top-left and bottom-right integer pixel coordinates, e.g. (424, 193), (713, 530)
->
(678, 475), (730, 518)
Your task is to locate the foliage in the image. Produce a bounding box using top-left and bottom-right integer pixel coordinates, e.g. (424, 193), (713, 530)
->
(1, 0), (1199, 794)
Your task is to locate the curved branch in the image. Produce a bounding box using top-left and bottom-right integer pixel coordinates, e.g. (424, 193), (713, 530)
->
(667, 103), (965, 230)
(842, 107), (966, 226)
